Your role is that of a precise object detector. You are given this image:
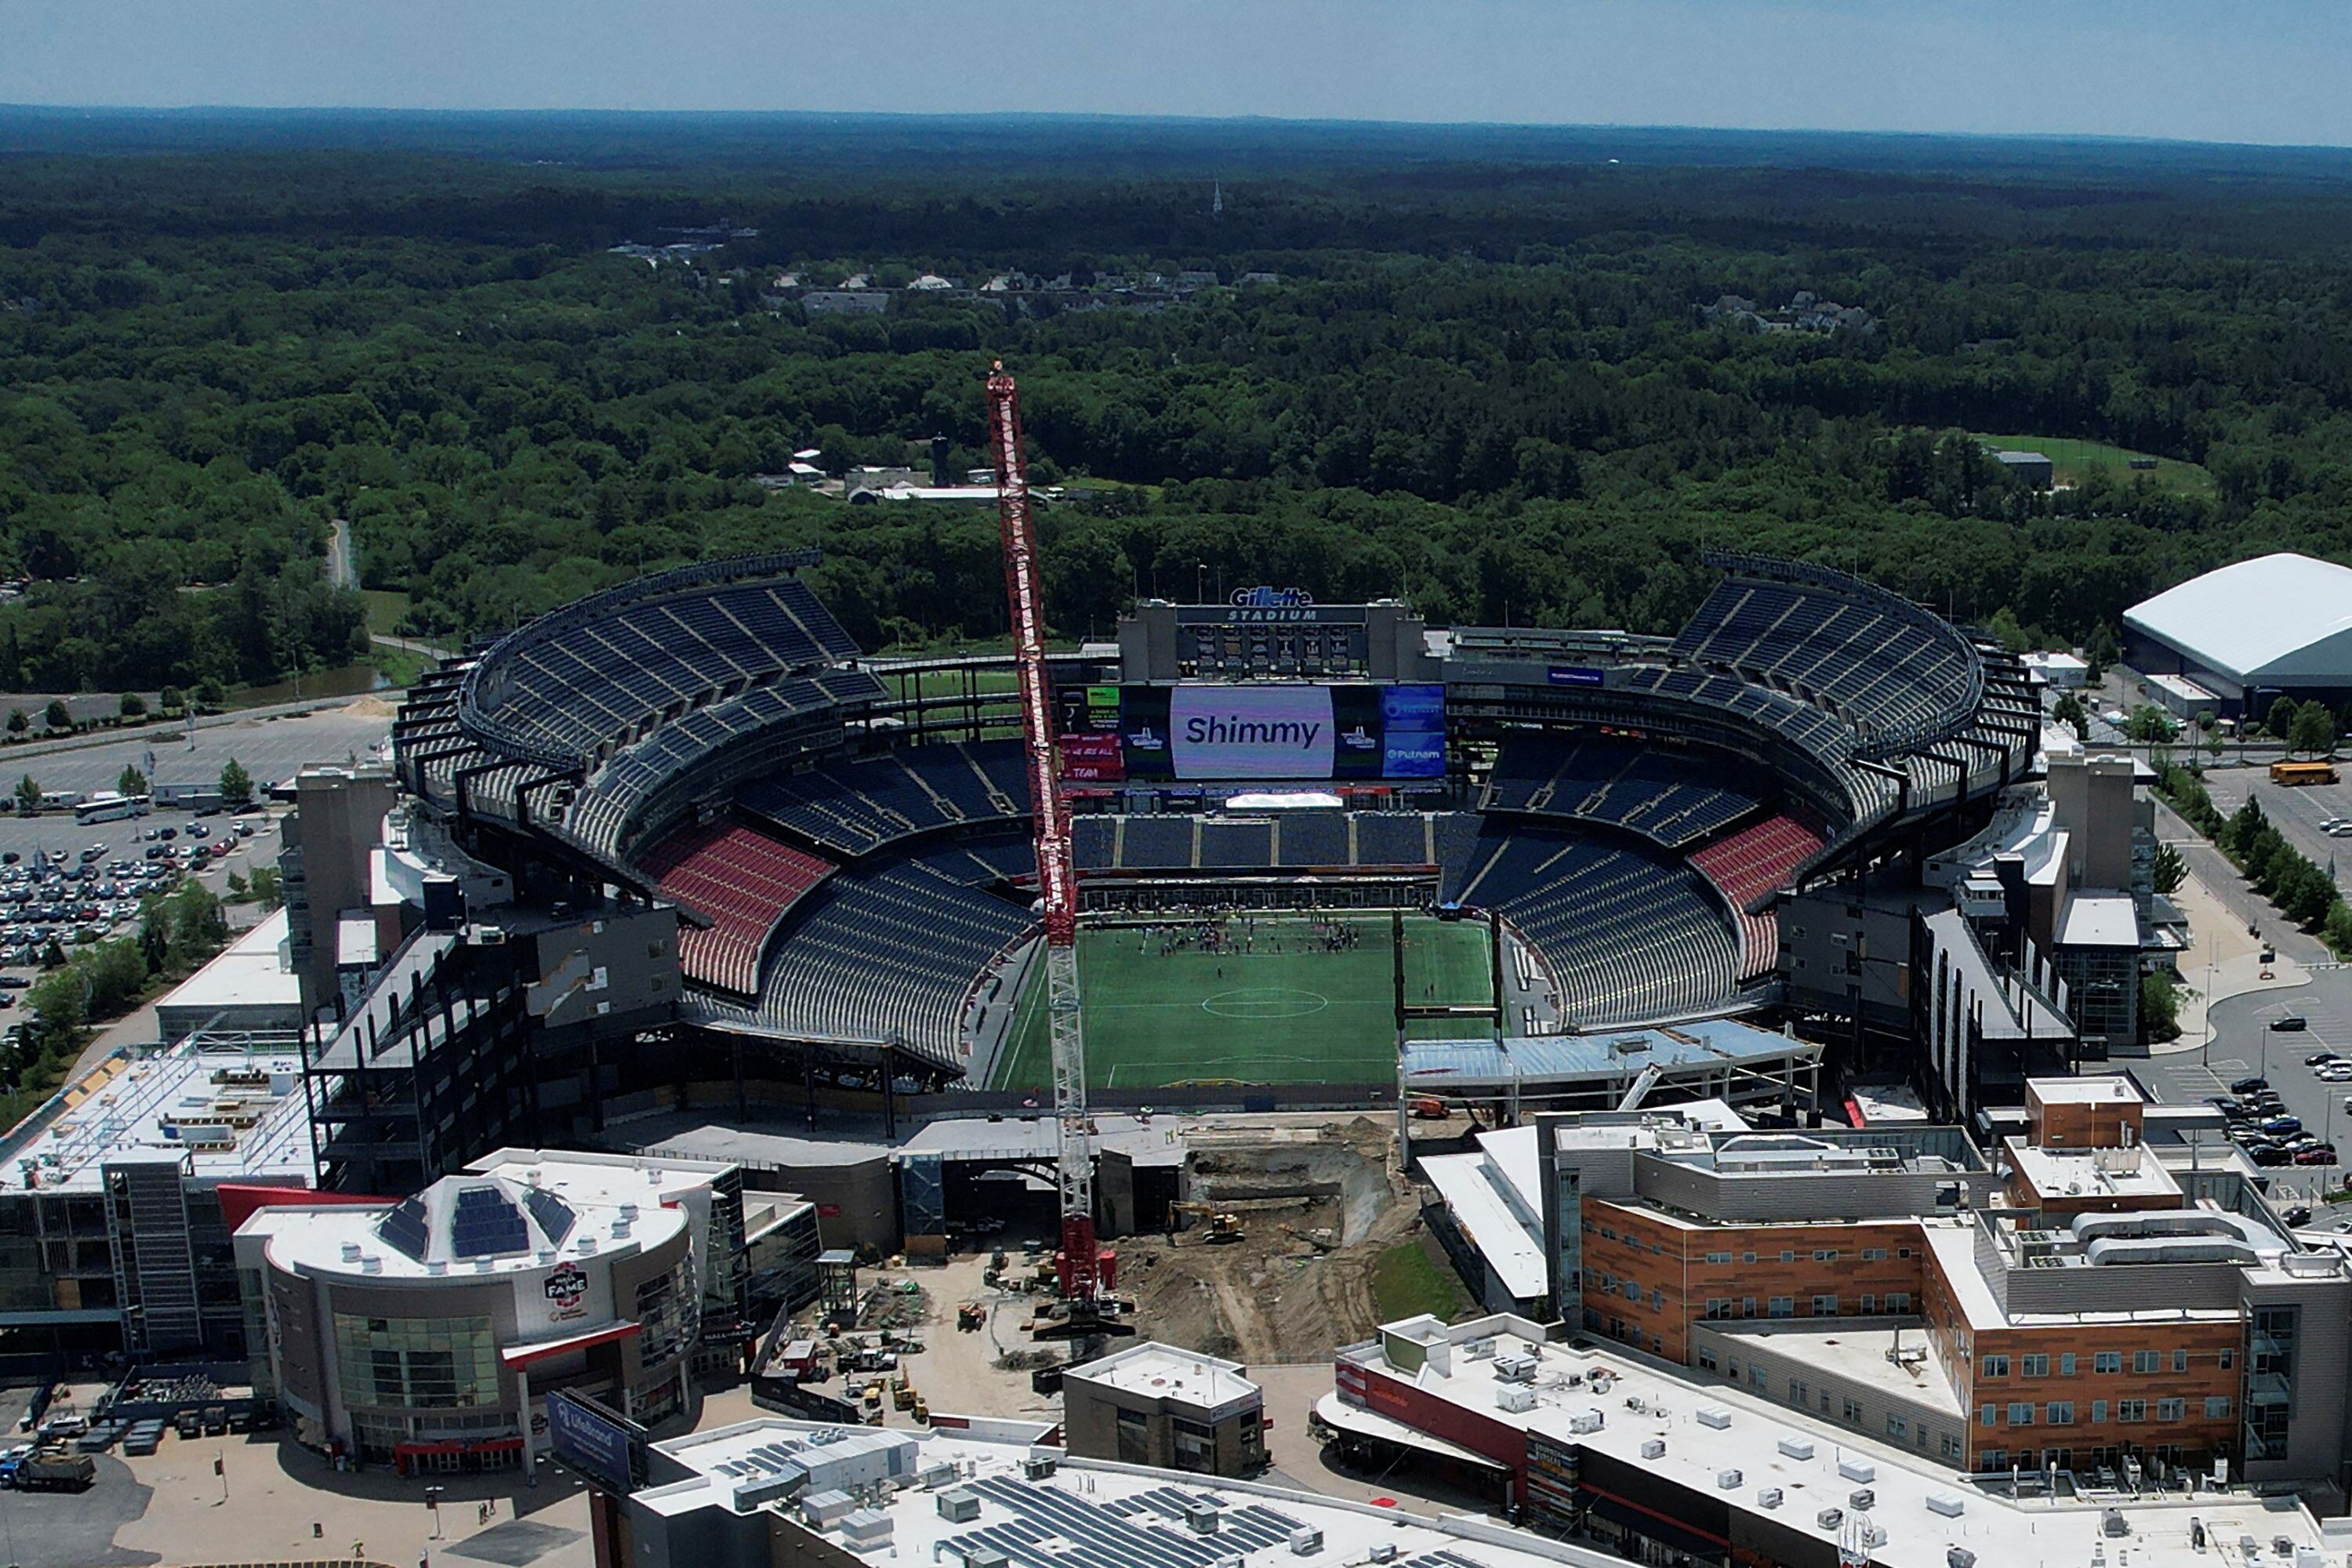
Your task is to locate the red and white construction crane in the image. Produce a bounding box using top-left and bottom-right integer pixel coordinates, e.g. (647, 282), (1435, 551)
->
(985, 361), (1116, 1328)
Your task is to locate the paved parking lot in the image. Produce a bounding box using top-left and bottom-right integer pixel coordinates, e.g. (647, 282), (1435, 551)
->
(2140, 970), (2352, 1214)
(0, 703), (389, 1007)
(2199, 764), (2352, 892)
(0, 706), (392, 802)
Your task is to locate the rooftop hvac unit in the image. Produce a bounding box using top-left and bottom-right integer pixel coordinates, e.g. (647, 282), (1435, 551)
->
(935, 1489), (980, 1524)
(1757, 1488), (1783, 1509)
(1288, 1526), (1323, 1555)
(1816, 1508), (1844, 1532)
(1641, 1439), (1666, 1460)
(960, 1549), (1010, 1568)
(1777, 1437), (1814, 1461)
(1369, 1545), (1397, 1565)
(1568, 1409), (1605, 1435)
(1462, 1338), (1496, 1360)
(1838, 1457), (1875, 1483)
(1185, 1501), (1221, 1534)
(1495, 1385), (1536, 1414)
(919, 1463), (957, 1490)
(837, 1510), (891, 1548)
(1716, 1469), (1743, 1490)
(1849, 1488), (1875, 1511)
(1926, 1491), (1965, 1518)
(1022, 1455), (1058, 1480)
(1697, 1407), (1732, 1430)
(1947, 1550), (1977, 1568)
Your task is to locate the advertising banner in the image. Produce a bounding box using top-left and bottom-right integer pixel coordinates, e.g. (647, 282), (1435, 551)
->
(1060, 683), (1445, 782)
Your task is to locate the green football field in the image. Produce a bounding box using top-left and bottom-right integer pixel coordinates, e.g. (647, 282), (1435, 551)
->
(988, 913), (1494, 1091)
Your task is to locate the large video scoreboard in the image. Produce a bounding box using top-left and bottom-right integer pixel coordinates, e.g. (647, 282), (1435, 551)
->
(1057, 683), (1446, 784)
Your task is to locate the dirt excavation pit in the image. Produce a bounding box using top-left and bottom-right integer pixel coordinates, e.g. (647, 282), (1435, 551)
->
(1121, 1116), (1424, 1363)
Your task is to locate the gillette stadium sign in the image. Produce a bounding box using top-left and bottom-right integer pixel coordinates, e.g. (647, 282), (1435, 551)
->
(1224, 585), (1319, 622)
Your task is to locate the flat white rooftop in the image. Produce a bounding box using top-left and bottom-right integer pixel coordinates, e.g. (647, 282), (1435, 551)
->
(0, 1042), (310, 1196)
(2030, 1076), (2141, 1106)
(1421, 1146), (1548, 1302)
(1703, 1319), (1965, 1420)
(154, 907), (299, 1014)
(1349, 1314), (2327, 1568)
(2005, 1139), (2179, 1203)
(646, 1418), (1613, 1566)
(1065, 1341), (1261, 1414)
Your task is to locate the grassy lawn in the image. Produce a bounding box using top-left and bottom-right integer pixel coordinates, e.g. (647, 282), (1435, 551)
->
(1372, 1235), (1474, 1324)
(360, 589), (412, 638)
(1972, 433), (2216, 498)
(991, 912), (1491, 1091)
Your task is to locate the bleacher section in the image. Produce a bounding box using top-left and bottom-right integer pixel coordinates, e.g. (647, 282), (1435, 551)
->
(1687, 814), (1828, 979)
(735, 741), (1030, 858)
(1482, 735), (1768, 848)
(569, 669), (883, 858)
(1060, 812), (1465, 873)
(1274, 811), (1350, 868)
(638, 822), (836, 995)
(750, 845), (1036, 1064)
(1671, 560), (1982, 753)
(1198, 819), (1274, 868)
(1443, 826), (1740, 1026)
(459, 557), (858, 770)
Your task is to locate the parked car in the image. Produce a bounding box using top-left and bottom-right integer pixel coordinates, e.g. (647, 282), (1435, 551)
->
(2321, 1065), (2352, 1083)
(2273, 1015), (2310, 1032)
(2232, 1076), (2270, 1094)
(2307, 1051), (2340, 1067)
(2296, 1145), (2339, 1165)
(2252, 1145), (2296, 1166)
(2285, 1206), (2315, 1226)
(2263, 1116), (2305, 1135)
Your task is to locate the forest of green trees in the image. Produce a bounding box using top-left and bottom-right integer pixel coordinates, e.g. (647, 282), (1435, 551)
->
(9, 116), (2352, 684)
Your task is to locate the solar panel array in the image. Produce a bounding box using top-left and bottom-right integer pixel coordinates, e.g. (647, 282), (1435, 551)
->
(945, 1476), (1315, 1568)
(376, 1195), (432, 1261)
(520, 1185), (579, 1248)
(449, 1186), (531, 1259)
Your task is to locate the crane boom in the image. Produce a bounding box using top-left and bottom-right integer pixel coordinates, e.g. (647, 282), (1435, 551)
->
(985, 362), (1099, 1304)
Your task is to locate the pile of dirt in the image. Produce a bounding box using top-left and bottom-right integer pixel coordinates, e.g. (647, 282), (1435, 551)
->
(1121, 1117), (1424, 1362)
(340, 695), (400, 717)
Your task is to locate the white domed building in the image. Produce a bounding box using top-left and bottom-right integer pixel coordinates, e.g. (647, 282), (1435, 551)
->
(237, 1168), (697, 1474)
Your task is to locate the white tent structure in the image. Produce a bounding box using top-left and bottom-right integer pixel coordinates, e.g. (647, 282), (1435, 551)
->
(2122, 552), (2352, 713)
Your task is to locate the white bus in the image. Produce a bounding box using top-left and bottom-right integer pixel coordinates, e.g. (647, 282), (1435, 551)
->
(73, 791), (150, 825)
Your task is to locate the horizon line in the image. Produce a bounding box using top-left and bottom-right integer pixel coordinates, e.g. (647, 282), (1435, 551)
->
(2, 102), (2349, 158)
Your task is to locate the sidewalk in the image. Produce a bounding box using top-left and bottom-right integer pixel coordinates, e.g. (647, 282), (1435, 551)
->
(2158, 866), (2313, 1051)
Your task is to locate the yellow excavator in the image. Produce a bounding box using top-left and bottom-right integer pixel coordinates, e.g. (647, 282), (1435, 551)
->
(1170, 1200), (1246, 1243)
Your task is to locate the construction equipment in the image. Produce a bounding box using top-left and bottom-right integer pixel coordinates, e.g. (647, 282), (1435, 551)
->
(1282, 1222), (1338, 1252)
(1617, 1063), (1664, 1113)
(1171, 1200), (1247, 1243)
(911, 1394), (930, 1425)
(956, 1302), (987, 1332)
(891, 1377), (916, 1411)
(986, 361), (1130, 1345)
(1407, 1096), (1447, 1120)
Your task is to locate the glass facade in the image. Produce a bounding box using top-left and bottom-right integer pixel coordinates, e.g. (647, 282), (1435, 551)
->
(332, 1313), (502, 1413)
(635, 1259), (697, 1367)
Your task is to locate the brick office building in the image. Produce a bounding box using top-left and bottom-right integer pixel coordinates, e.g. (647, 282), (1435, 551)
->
(1515, 1076), (2352, 1483)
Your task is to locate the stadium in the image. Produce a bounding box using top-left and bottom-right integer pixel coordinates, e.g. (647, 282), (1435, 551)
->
(384, 546), (2039, 1127)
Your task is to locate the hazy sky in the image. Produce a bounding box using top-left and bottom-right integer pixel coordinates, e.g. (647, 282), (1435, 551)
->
(7, 1), (2350, 147)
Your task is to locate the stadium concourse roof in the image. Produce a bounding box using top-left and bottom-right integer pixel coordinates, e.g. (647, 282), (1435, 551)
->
(2124, 551), (2352, 687)
(1401, 1018), (1818, 1095)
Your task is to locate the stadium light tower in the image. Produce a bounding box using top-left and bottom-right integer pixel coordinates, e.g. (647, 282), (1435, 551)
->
(985, 361), (1118, 1334)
